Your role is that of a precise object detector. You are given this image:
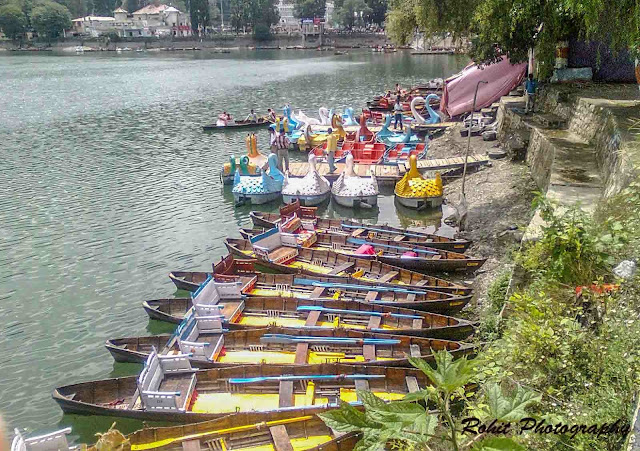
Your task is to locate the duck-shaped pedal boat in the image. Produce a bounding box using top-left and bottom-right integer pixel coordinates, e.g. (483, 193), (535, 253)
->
(394, 154), (443, 209)
(331, 153), (379, 208)
(221, 134), (267, 184)
(282, 153), (331, 206)
(233, 153), (284, 205)
(376, 114), (421, 147)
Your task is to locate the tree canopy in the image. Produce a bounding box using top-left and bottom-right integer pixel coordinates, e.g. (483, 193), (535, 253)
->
(0, 2), (27, 39)
(334, 0), (370, 29)
(385, 0), (640, 78)
(31, 0), (71, 38)
(293, 0), (325, 20)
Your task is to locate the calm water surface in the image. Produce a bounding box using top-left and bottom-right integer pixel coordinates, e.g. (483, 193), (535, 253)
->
(0, 50), (467, 441)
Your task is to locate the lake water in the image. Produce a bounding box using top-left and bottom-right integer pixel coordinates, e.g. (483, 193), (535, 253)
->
(0, 50), (467, 441)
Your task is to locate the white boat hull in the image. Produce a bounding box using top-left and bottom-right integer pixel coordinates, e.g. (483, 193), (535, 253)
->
(282, 192), (330, 206)
(332, 194), (378, 208)
(395, 194), (443, 210)
(233, 191), (281, 205)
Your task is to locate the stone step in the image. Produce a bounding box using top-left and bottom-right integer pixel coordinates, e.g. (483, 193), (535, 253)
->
(530, 113), (567, 130)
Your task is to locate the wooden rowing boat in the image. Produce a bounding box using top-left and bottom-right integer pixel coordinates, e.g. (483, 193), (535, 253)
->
(239, 227), (486, 273)
(166, 262), (472, 313)
(143, 293), (475, 339)
(105, 326), (474, 367)
(203, 117), (272, 131)
(224, 237), (470, 295)
(53, 362), (433, 422)
(249, 211), (471, 252)
(126, 411), (360, 450)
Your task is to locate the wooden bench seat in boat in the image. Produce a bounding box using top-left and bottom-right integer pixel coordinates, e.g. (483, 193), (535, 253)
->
(137, 349), (197, 412)
(251, 229), (302, 264)
(12, 427), (73, 451)
(378, 271), (398, 283)
(328, 262), (355, 276)
(176, 312), (225, 362)
(191, 276), (243, 307)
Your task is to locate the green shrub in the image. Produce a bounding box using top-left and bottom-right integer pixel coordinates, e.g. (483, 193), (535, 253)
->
(253, 23), (271, 41)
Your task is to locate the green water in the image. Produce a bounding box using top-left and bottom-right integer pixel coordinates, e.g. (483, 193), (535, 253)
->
(0, 50), (467, 442)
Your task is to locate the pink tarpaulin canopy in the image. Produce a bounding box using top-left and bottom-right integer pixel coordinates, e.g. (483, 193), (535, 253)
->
(441, 58), (527, 118)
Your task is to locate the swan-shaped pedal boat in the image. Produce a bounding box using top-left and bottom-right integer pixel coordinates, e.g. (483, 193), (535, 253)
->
(331, 153), (378, 208)
(221, 133), (267, 184)
(282, 153), (331, 206)
(394, 154), (443, 209)
(376, 114), (421, 147)
(411, 94), (441, 127)
(233, 153), (284, 205)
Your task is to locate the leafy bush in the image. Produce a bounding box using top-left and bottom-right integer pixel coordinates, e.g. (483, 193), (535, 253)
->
(253, 23), (271, 41)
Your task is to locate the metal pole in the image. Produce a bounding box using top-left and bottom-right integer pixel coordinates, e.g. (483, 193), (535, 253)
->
(461, 80), (488, 198)
(220, 0), (224, 29)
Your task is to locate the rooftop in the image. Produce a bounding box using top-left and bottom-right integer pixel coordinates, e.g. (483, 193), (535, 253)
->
(72, 16), (116, 22)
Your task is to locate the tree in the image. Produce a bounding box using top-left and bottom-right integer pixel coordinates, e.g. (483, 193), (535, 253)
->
(363, 0), (385, 26)
(248, 0), (278, 28)
(293, 0), (325, 19)
(0, 3), (27, 40)
(334, 0), (370, 29)
(31, 0), (71, 38)
(55, 0), (85, 18)
(188, 0), (210, 33)
(228, 0), (249, 32)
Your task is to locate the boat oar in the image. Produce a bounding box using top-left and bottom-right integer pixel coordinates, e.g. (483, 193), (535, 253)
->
(229, 374), (386, 384)
(293, 278), (427, 295)
(340, 223), (430, 239)
(260, 334), (401, 345)
(346, 237), (438, 255)
(297, 305), (423, 319)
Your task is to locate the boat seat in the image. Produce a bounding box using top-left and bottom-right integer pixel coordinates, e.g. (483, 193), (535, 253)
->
(363, 344), (376, 361)
(405, 376), (420, 393)
(393, 235), (406, 242)
(378, 271), (399, 283)
(350, 228), (366, 237)
(366, 316), (382, 330)
(177, 313), (225, 362)
(415, 280), (429, 286)
(12, 428), (72, 451)
(328, 262), (355, 276)
(279, 380), (295, 408)
(270, 425), (294, 451)
(137, 350), (197, 412)
(294, 343), (309, 364)
(266, 246), (299, 264)
(354, 379), (369, 401)
(412, 318), (423, 329)
(410, 344), (421, 357)
(309, 287), (326, 299)
(406, 293), (416, 302)
(218, 300), (246, 322)
(304, 310), (321, 326)
(181, 439), (202, 451)
(364, 291), (378, 302)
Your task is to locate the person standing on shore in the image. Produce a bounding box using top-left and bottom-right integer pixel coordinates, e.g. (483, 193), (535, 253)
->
(525, 73), (537, 113)
(393, 97), (403, 130)
(274, 130), (290, 171)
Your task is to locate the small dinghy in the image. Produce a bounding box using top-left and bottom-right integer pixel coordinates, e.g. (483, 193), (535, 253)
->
(11, 427), (76, 451)
(395, 155), (444, 210)
(331, 153), (378, 208)
(53, 361), (433, 422)
(232, 153), (284, 205)
(282, 153), (330, 206)
(106, 325), (474, 366)
(221, 134), (268, 185)
(203, 116), (271, 131)
(250, 206), (471, 251)
(126, 411), (360, 451)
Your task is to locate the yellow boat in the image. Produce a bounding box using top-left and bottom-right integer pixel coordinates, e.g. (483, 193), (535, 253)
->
(127, 412), (360, 451)
(53, 362), (429, 423)
(394, 154), (443, 209)
(221, 133), (268, 184)
(296, 118), (346, 150)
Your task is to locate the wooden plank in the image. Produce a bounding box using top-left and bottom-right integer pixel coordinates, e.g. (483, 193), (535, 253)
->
(355, 379), (370, 394)
(182, 439), (202, 451)
(367, 316), (382, 330)
(305, 310), (321, 326)
(278, 380), (295, 408)
(351, 228), (366, 237)
(415, 280), (429, 286)
(294, 343), (309, 364)
(410, 344), (421, 357)
(412, 318), (423, 329)
(364, 291), (378, 302)
(378, 271), (398, 283)
(363, 344), (376, 361)
(309, 286), (326, 299)
(393, 235), (406, 242)
(405, 376), (420, 393)
(328, 261), (355, 275)
(269, 425), (294, 451)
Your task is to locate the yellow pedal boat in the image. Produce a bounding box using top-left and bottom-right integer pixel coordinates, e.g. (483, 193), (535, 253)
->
(394, 154), (443, 209)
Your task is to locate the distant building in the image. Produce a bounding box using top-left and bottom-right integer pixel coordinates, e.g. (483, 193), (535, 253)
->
(69, 4), (191, 38)
(71, 16), (116, 37)
(276, 0), (299, 32)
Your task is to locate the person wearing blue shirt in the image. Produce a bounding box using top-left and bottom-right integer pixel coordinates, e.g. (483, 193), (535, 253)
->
(525, 73), (538, 113)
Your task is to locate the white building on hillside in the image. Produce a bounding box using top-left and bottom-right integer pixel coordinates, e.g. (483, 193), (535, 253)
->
(276, 0), (299, 32)
(71, 16), (116, 37)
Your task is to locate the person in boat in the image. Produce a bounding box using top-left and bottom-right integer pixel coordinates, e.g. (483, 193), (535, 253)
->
(245, 109), (258, 123)
(384, 90), (392, 98)
(267, 108), (277, 121)
(274, 129), (290, 171)
(393, 97), (403, 130)
(325, 127), (337, 173)
(395, 83), (401, 95)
